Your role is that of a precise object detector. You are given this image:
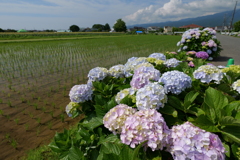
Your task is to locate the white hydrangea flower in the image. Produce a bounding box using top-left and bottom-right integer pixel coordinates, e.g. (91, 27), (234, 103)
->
(115, 88), (137, 104)
(124, 57), (148, 77)
(193, 65), (223, 84)
(232, 79), (240, 94)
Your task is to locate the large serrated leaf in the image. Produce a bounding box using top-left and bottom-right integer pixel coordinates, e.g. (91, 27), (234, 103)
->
(191, 115), (220, 132)
(68, 146), (85, 160)
(219, 116), (240, 127)
(82, 117), (103, 131)
(184, 91), (199, 109)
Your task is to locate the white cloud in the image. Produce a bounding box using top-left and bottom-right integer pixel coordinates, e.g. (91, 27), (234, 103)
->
(123, 0), (238, 25)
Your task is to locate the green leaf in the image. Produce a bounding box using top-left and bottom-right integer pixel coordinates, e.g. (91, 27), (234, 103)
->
(183, 91), (199, 109)
(223, 143), (230, 158)
(204, 87), (228, 110)
(159, 105), (178, 117)
(191, 115), (220, 132)
(204, 87), (228, 121)
(219, 116), (240, 127)
(221, 126), (240, 144)
(224, 102), (240, 117)
(231, 143), (239, 158)
(167, 96), (184, 111)
(82, 117), (103, 131)
(68, 146), (85, 160)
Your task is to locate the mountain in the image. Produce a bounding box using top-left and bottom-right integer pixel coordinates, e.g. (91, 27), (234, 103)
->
(127, 9), (240, 28)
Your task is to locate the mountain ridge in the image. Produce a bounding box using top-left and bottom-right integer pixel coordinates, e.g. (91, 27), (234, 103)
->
(127, 9), (240, 28)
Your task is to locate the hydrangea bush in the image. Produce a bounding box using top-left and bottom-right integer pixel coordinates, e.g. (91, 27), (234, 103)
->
(50, 39), (240, 160)
(177, 28), (222, 59)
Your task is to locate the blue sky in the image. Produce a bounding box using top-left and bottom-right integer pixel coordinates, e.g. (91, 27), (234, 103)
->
(0, 0), (239, 30)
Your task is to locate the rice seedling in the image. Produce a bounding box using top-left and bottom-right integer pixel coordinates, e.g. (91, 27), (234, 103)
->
(14, 118), (20, 125)
(36, 117), (41, 124)
(24, 123), (29, 131)
(10, 138), (18, 149)
(47, 121), (53, 130)
(0, 110), (3, 116)
(7, 100), (12, 107)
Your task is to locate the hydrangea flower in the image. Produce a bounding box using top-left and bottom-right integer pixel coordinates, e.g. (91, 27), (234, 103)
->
(148, 53), (166, 61)
(164, 58), (181, 68)
(109, 64), (125, 78)
(168, 121), (225, 160)
(188, 61), (195, 67)
(222, 65), (240, 74)
(186, 51), (196, 55)
(193, 65), (224, 84)
(69, 84), (93, 103)
(103, 104), (137, 135)
(115, 88), (137, 104)
(232, 79), (240, 94)
(187, 57), (194, 61)
(124, 57), (148, 77)
(196, 51), (209, 59)
(136, 82), (167, 110)
(159, 70), (192, 95)
(135, 62), (154, 70)
(88, 67), (109, 82)
(120, 109), (170, 151)
(130, 66), (161, 89)
(65, 102), (80, 117)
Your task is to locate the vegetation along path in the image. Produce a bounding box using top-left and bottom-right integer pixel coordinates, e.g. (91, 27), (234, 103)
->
(212, 33), (240, 66)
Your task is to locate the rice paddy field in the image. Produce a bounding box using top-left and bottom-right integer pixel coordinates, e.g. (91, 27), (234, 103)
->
(0, 34), (181, 159)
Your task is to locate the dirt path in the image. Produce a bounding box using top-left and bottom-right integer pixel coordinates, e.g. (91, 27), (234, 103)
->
(211, 34), (240, 66)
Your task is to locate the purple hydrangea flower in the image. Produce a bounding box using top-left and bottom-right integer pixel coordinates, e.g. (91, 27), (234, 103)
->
(136, 82), (167, 110)
(196, 51), (209, 59)
(124, 57), (148, 77)
(159, 70), (192, 95)
(168, 122), (225, 160)
(148, 53), (166, 61)
(164, 58), (181, 68)
(109, 64), (125, 78)
(69, 84), (93, 103)
(193, 65), (223, 84)
(103, 104), (137, 135)
(120, 109), (170, 151)
(130, 66), (161, 89)
(188, 61), (195, 67)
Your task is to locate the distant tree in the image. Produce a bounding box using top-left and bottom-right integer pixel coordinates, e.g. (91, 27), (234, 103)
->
(104, 23), (111, 32)
(92, 24), (104, 32)
(113, 19), (127, 32)
(158, 28), (164, 32)
(0, 28), (4, 32)
(69, 25), (80, 32)
(233, 20), (240, 32)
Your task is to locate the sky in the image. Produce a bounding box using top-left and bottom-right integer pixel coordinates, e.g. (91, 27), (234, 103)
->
(0, 0), (239, 30)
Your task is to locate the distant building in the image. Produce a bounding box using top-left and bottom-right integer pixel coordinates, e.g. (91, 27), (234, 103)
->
(57, 30), (71, 32)
(147, 26), (160, 32)
(136, 31), (143, 34)
(179, 24), (203, 29)
(163, 26), (173, 33)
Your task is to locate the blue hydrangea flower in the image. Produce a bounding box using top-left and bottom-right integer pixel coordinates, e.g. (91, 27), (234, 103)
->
(164, 58), (181, 68)
(148, 53), (166, 61)
(136, 82), (167, 110)
(193, 65), (223, 84)
(69, 84), (93, 103)
(159, 70), (192, 95)
(109, 64), (125, 78)
(88, 67), (109, 82)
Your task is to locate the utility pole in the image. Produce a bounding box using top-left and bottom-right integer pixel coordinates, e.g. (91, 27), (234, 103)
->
(222, 13), (227, 32)
(229, 1), (238, 32)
